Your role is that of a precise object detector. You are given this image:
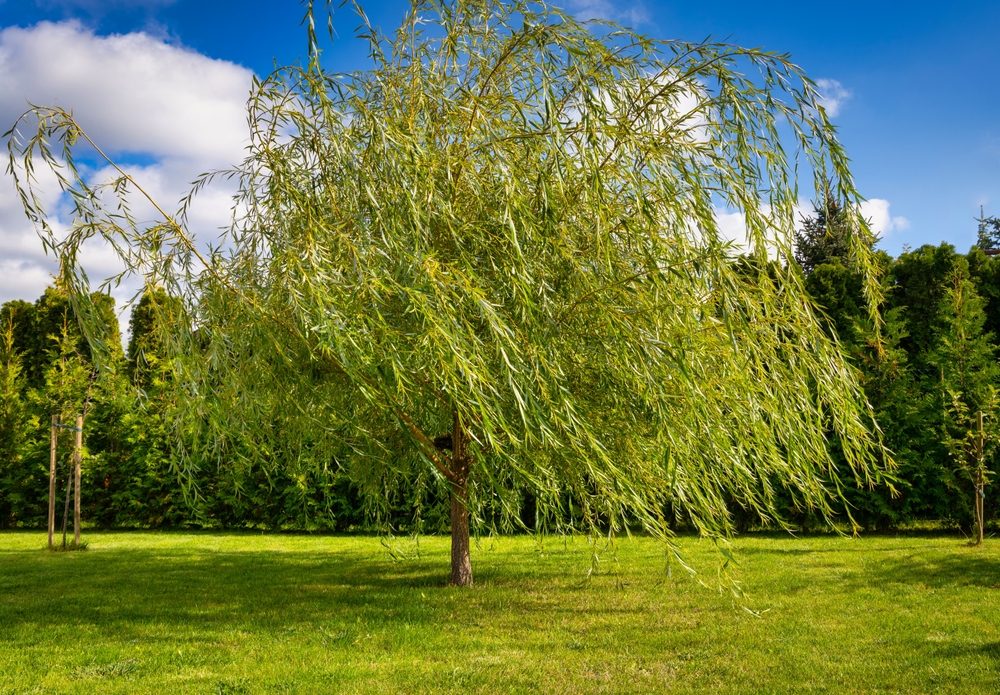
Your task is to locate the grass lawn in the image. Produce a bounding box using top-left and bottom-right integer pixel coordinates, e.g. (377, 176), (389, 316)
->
(0, 531), (998, 694)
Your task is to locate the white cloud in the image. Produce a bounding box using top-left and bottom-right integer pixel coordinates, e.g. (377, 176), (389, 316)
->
(815, 78), (852, 118)
(38, 0), (179, 10)
(562, 0), (650, 26)
(0, 155), (66, 292)
(860, 198), (909, 238)
(714, 208), (750, 249)
(0, 21), (252, 163)
(0, 260), (53, 302)
(0, 20), (252, 320)
(713, 200), (812, 253)
(713, 197), (909, 254)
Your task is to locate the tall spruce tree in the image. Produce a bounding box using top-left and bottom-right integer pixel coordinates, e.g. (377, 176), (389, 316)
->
(793, 190), (855, 274)
(976, 209), (1000, 252)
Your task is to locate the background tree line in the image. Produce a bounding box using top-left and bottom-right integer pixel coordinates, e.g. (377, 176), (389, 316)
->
(2, 206), (999, 535)
(765, 201), (1000, 534)
(0, 289), (393, 532)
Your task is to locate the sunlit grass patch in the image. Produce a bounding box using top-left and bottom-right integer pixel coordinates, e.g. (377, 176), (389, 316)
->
(0, 531), (997, 694)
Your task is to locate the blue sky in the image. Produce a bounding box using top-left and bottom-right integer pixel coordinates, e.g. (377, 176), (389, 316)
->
(1, 0), (998, 306)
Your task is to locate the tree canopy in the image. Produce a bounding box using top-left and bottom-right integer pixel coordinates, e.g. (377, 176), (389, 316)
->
(8, 0), (890, 585)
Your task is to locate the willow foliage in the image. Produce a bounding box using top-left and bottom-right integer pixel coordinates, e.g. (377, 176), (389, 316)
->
(8, 0), (890, 583)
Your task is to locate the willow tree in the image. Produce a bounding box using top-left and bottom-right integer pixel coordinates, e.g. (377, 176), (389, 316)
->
(8, 0), (889, 586)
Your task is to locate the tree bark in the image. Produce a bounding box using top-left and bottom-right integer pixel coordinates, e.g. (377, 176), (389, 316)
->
(450, 484), (473, 586)
(449, 409), (473, 586)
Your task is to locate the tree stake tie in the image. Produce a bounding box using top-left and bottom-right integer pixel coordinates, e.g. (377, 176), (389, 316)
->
(54, 423), (83, 432)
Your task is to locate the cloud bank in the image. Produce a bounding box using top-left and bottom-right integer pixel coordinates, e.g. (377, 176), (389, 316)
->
(0, 20), (253, 313)
(714, 197), (910, 253)
(562, 0), (650, 27)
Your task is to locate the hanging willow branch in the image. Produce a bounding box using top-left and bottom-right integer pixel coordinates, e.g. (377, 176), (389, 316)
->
(6, 0), (891, 580)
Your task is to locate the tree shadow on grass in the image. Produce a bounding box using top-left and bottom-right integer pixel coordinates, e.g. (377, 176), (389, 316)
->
(0, 535), (631, 642)
(736, 535), (1000, 585)
(838, 547), (1000, 590)
(934, 641), (1000, 660)
(0, 541), (459, 638)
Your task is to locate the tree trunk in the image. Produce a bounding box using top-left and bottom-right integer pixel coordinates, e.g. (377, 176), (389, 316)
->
(449, 409), (473, 586)
(450, 484), (473, 586)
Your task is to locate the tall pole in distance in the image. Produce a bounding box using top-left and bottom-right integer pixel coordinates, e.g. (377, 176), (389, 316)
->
(48, 414), (58, 550)
(73, 414), (82, 548)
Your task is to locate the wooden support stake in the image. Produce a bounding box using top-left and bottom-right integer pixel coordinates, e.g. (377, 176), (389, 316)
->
(61, 467), (71, 549)
(73, 414), (82, 548)
(977, 410), (985, 546)
(48, 414), (58, 550)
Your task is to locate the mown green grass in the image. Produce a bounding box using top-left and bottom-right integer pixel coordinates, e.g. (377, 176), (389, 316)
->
(0, 531), (997, 694)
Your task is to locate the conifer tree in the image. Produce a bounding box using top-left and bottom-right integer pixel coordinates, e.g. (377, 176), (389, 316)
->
(0, 316), (27, 528)
(975, 209), (1000, 252)
(930, 258), (998, 544)
(793, 190), (856, 274)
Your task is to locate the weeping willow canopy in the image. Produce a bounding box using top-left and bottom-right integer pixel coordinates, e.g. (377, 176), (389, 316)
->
(8, 0), (890, 585)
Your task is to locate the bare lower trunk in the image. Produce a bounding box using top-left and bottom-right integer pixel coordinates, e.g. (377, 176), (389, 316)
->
(449, 409), (473, 586)
(450, 485), (473, 586)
